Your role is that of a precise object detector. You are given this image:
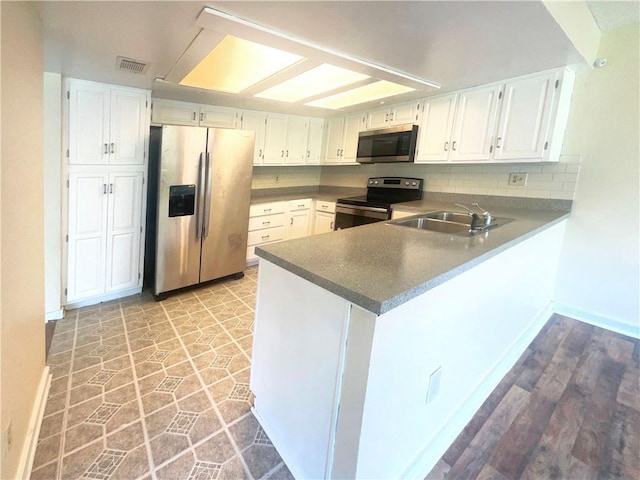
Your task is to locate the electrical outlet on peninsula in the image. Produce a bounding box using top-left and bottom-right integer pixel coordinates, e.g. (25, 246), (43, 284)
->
(509, 173), (528, 186)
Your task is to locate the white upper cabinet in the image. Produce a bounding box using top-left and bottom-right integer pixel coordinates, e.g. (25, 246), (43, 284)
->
(151, 99), (199, 126)
(342, 113), (365, 163)
(322, 114), (364, 164)
(199, 105), (239, 128)
(263, 114), (289, 165)
(284, 116), (309, 165)
(306, 118), (324, 165)
(323, 117), (346, 164)
(69, 80), (149, 166)
(449, 84), (501, 162)
(492, 72), (557, 161)
(241, 110), (267, 165)
(366, 101), (419, 129)
(415, 94), (457, 163)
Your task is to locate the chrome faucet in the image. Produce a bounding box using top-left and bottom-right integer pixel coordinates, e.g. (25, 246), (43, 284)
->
(455, 203), (493, 229)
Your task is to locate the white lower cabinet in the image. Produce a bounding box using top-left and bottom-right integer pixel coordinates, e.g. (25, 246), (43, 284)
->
(66, 170), (143, 303)
(286, 199), (311, 239)
(313, 200), (336, 234)
(247, 201), (287, 263)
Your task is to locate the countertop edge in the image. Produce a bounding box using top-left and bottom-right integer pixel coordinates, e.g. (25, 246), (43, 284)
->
(256, 211), (571, 315)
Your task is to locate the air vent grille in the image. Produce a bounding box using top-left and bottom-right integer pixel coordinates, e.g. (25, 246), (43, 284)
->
(116, 56), (149, 74)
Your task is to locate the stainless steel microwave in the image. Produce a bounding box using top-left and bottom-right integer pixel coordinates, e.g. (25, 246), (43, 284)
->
(356, 124), (418, 163)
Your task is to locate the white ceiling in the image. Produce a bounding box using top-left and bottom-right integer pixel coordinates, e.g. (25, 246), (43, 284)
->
(33, 1), (630, 116)
(587, 0), (640, 31)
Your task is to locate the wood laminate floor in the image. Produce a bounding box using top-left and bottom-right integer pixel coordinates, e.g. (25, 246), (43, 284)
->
(426, 314), (640, 480)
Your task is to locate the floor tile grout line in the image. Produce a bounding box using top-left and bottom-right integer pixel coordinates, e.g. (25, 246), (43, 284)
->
(118, 302), (160, 480)
(159, 300), (257, 480)
(54, 309), (79, 479)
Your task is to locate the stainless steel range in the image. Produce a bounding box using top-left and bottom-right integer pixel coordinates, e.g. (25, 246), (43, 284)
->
(335, 177), (423, 230)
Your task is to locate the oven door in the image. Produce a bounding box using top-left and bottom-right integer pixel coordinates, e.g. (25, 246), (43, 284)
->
(335, 204), (390, 230)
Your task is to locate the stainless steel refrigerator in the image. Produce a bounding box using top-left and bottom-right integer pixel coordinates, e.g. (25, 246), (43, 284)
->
(150, 125), (254, 299)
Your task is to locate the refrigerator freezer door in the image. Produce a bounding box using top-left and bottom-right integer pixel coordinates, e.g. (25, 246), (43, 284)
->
(155, 125), (207, 295)
(200, 129), (255, 283)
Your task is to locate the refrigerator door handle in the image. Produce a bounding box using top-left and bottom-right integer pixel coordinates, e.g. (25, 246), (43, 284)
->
(203, 151), (212, 238)
(196, 152), (205, 239)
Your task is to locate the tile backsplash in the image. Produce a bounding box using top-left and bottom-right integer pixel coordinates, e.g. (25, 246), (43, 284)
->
(253, 156), (581, 201)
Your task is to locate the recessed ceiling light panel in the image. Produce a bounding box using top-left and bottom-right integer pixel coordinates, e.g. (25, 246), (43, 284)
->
(180, 35), (303, 93)
(306, 81), (415, 109)
(254, 64), (370, 103)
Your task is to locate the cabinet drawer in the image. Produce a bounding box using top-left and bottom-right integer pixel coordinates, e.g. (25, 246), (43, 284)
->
(288, 198), (312, 211)
(250, 201), (286, 217)
(315, 200), (336, 213)
(248, 213), (286, 231)
(248, 226), (286, 246)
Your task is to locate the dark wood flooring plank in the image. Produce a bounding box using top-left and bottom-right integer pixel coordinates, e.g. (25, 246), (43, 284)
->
(476, 464), (509, 480)
(616, 360), (640, 412)
(596, 329), (636, 364)
(597, 403), (640, 479)
(519, 382), (588, 480)
(446, 385), (529, 480)
(571, 357), (627, 469)
(515, 315), (573, 392)
(442, 360), (525, 467)
(488, 391), (557, 479)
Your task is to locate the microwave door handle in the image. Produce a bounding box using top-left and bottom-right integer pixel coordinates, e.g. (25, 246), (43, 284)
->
(196, 153), (205, 239)
(202, 152), (212, 238)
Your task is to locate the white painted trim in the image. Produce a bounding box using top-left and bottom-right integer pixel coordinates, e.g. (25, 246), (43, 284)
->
(553, 302), (640, 340)
(401, 304), (553, 479)
(16, 367), (51, 480)
(45, 309), (64, 321)
(65, 286), (142, 310)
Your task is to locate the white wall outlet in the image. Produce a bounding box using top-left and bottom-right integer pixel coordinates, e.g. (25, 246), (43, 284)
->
(426, 367), (442, 404)
(508, 173), (527, 186)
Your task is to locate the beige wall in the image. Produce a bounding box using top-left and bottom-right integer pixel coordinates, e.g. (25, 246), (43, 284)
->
(1, 3), (46, 479)
(554, 24), (640, 330)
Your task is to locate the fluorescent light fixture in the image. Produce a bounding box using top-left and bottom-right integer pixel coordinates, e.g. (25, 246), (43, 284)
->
(180, 35), (303, 93)
(255, 64), (370, 102)
(306, 81), (415, 109)
(200, 7), (441, 91)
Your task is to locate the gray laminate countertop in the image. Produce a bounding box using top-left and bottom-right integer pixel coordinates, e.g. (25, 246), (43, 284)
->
(255, 200), (570, 315)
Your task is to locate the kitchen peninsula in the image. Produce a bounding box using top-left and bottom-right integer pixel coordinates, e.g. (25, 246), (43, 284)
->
(249, 200), (570, 479)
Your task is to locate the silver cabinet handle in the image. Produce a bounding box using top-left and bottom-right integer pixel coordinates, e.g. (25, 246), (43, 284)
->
(259, 149), (263, 157)
(261, 235), (270, 240)
(444, 141), (449, 151)
(290, 218), (293, 225)
(340, 149), (344, 156)
(385, 113), (389, 122)
(103, 184), (107, 194)
(281, 150), (284, 157)
(307, 150), (310, 157)
(390, 112), (395, 122)
(452, 141), (457, 151)
(263, 208), (272, 213)
(110, 143), (114, 154)
(192, 112), (196, 121)
(262, 221), (270, 226)
(286, 150), (289, 157)
(496, 137), (502, 149)
(330, 221), (334, 230)
(200, 112), (204, 122)
(104, 143), (108, 154)
(298, 204), (305, 208)
(336, 148), (340, 156)
(109, 183), (113, 194)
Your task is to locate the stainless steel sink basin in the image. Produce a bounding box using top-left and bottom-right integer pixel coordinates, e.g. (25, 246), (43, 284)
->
(388, 211), (512, 236)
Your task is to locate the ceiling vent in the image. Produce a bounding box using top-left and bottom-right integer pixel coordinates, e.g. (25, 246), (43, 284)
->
(116, 56), (149, 74)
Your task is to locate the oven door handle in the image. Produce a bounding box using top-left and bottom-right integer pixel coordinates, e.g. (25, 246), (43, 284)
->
(336, 204), (389, 214)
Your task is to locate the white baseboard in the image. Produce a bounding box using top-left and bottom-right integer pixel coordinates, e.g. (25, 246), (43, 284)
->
(401, 304), (553, 479)
(553, 302), (640, 339)
(65, 286), (142, 310)
(16, 367), (51, 480)
(45, 309), (64, 321)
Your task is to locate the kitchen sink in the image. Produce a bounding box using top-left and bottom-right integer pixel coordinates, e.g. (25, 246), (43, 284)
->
(388, 211), (512, 236)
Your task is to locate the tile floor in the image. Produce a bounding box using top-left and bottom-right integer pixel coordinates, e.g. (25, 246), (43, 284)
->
(31, 266), (293, 480)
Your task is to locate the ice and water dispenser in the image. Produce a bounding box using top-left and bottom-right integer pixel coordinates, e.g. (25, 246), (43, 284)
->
(168, 185), (195, 217)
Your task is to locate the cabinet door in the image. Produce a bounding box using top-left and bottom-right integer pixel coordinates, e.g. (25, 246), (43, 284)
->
(263, 114), (289, 165)
(241, 110), (267, 165)
(110, 89), (148, 165)
(323, 117), (345, 164)
(67, 172), (109, 301)
(450, 84), (501, 162)
(306, 118), (324, 165)
(416, 94), (457, 163)
(390, 101), (420, 125)
(68, 83), (110, 165)
(105, 171), (143, 293)
(366, 108), (390, 129)
(199, 105), (238, 128)
(314, 211), (335, 234)
(342, 114), (364, 163)
(151, 99), (199, 126)
(287, 210), (310, 239)
(284, 116), (309, 165)
(493, 73), (557, 161)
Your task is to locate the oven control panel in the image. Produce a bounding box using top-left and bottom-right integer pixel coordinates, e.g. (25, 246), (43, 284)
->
(368, 177), (423, 190)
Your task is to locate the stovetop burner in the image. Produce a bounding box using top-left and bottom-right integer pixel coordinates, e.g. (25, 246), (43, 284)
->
(337, 177), (424, 208)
